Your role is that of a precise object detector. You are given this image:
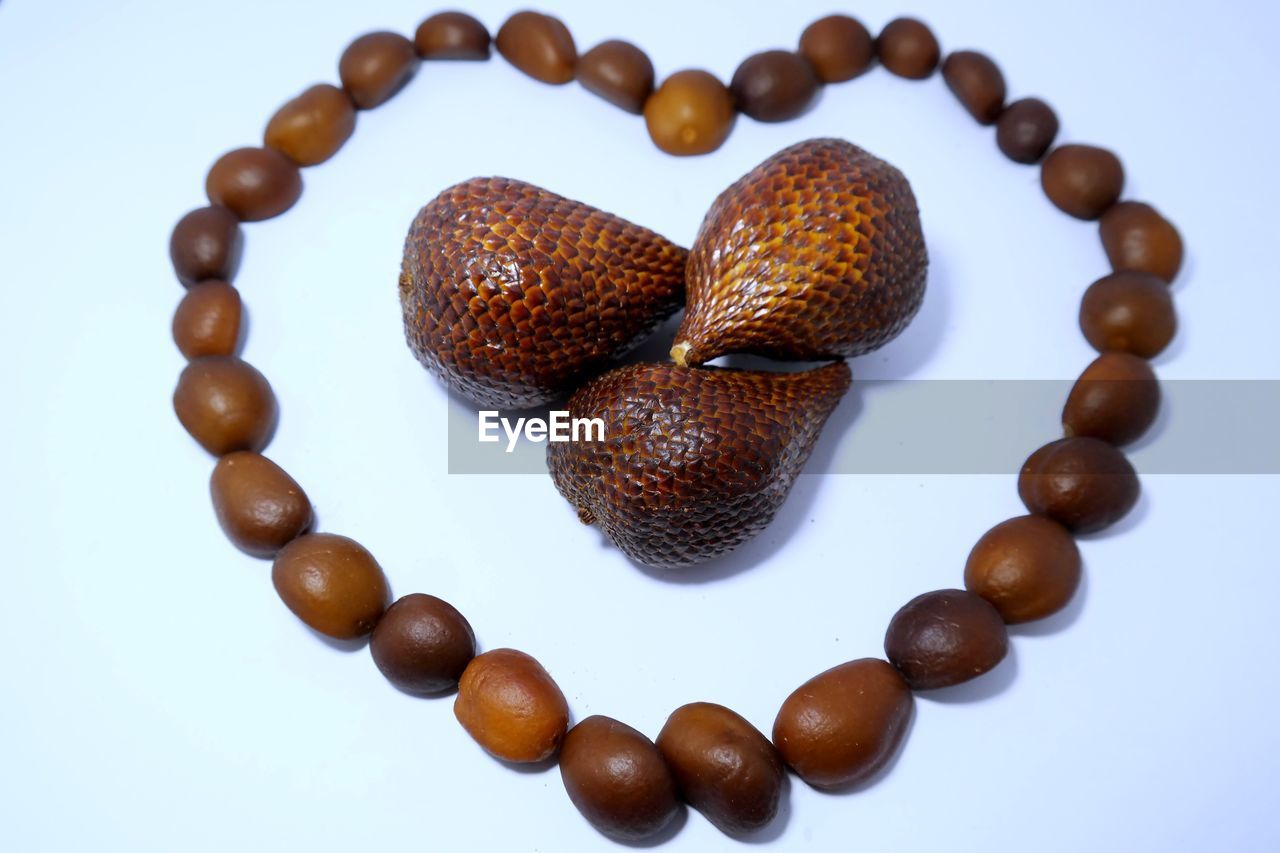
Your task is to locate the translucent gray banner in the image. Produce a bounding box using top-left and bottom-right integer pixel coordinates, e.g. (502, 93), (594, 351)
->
(446, 380), (1280, 475)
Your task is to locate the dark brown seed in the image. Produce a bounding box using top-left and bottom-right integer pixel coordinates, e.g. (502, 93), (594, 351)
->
(264, 84), (356, 166)
(170, 206), (243, 286)
(876, 18), (940, 79)
(995, 97), (1059, 164)
(172, 280), (242, 359)
(1018, 436), (1140, 533)
(941, 50), (1006, 124)
(414, 11), (490, 60)
(370, 593), (476, 694)
(339, 31), (418, 109)
(644, 70), (736, 156)
(205, 147), (302, 222)
(455, 648), (570, 762)
(656, 703), (783, 836)
(1041, 144), (1125, 220)
(1100, 201), (1184, 283)
(272, 533), (389, 639)
(884, 589), (1009, 690)
(798, 14), (874, 83)
(210, 451), (312, 557)
(173, 356), (277, 455)
(577, 40), (654, 114)
(495, 11), (576, 85)
(1080, 271), (1177, 358)
(1063, 352), (1161, 445)
(772, 658), (913, 790)
(730, 50), (820, 123)
(964, 515), (1082, 623)
(560, 716), (681, 842)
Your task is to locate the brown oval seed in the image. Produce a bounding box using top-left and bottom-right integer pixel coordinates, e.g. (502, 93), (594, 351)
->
(876, 18), (940, 79)
(644, 70), (736, 156)
(264, 84), (356, 166)
(561, 716), (681, 842)
(370, 593), (476, 694)
(415, 11), (490, 60)
(1100, 201), (1184, 283)
(1018, 436), (1141, 533)
(495, 11), (577, 85)
(773, 658), (913, 790)
(657, 702), (784, 836)
(1063, 351), (1161, 445)
(339, 31), (418, 109)
(884, 589), (1009, 690)
(455, 648), (570, 762)
(210, 451), (312, 557)
(1041, 144), (1124, 220)
(173, 356), (276, 455)
(172, 280), (242, 360)
(941, 50), (1006, 124)
(1080, 271), (1177, 358)
(964, 515), (1082, 623)
(170, 206), (243, 286)
(272, 533), (389, 639)
(730, 50), (820, 122)
(577, 39), (654, 114)
(995, 97), (1059, 164)
(799, 14), (874, 83)
(206, 147), (302, 222)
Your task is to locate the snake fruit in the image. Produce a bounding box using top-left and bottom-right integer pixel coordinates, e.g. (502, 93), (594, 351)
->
(671, 138), (927, 366)
(400, 177), (688, 409)
(548, 361), (852, 568)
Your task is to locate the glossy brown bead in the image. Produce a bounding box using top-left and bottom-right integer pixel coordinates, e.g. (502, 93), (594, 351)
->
(210, 451), (312, 557)
(264, 84), (356, 167)
(173, 356), (276, 455)
(495, 11), (576, 85)
(1041, 144), (1124, 220)
(370, 593), (475, 694)
(1080, 271), (1177, 358)
(1100, 201), (1184, 282)
(996, 97), (1059, 164)
(205, 147), (302, 222)
(560, 716), (681, 842)
(885, 589), (1008, 690)
(799, 14), (874, 83)
(942, 50), (1006, 124)
(1018, 436), (1140, 533)
(454, 648), (569, 762)
(170, 206), (243, 287)
(172, 280), (242, 359)
(1063, 352), (1161, 445)
(772, 658), (912, 790)
(656, 703), (783, 836)
(414, 11), (490, 60)
(577, 40), (654, 114)
(730, 50), (820, 122)
(876, 18), (940, 80)
(339, 32), (418, 109)
(272, 533), (389, 639)
(964, 516), (1082, 623)
(644, 70), (736, 156)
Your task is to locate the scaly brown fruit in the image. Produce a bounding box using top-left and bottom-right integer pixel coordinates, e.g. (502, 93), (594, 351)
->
(548, 361), (851, 568)
(400, 177), (688, 409)
(671, 138), (927, 367)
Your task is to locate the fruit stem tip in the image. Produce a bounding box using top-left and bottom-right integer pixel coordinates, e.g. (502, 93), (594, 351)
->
(670, 342), (690, 367)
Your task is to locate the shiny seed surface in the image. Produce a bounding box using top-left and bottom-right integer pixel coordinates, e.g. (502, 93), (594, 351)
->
(884, 589), (1009, 689)
(644, 69), (735, 156)
(1041, 144), (1125, 220)
(577, 39), (654, 114)
(1080, 271), (1177, 358)
(170, 206), (243, 286)
(799, 14), (874, 83)
(272, 533), (389, 639)
(1100, 201), (1184, 282)
(264, 84), (356, 166)
(173, 356), (276, 455)
(210, 451), (312, 557)
(996, 97), (1059, 164)
(942, 50), (1006, 124)
(339, 31), (418, 109)
(495, 11), (577, 84)
(964, 515), (1082, 623)
(205, 147), (302, 222)
(730, 50), (820, 122)
(1063, 351), (1161, 445)
(415, 11), (490, 60)
(371, 593), (476, 694)
(1018, 436), (1141, 532)
(455, 648), (570, 762)
(172, 280), (242, 359)
(876, 18), (940, 79)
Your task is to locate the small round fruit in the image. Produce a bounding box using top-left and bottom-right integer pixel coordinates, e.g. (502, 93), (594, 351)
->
(173, 356), (276, 455)
(884, 589), (1009, 690)
(577, 40), (654, 114)
(560, 716), (681, 842)
(272, 533), (389, 639)
(876, 18), (940, 79)
(772, 658), (913, 789)
(454, 648), (569, 762)
(1063, 351), (1161, 445)
(172, 280), (242, 359)
(1018, 436), (1141, 533)
(210, 451), (312, 557)
(996, 97), (1059, 164)
(205, 147), (302, 222)
(730, 50), (819, 122)
(370, 593), (476, 694)
(964, 515), (1082, 623)
(656, 702), (783, 836)
(1079, 271), (1177, 358)
(644, 70), (735, 156)
(798, 14), (874, 83)
(1041, 144), (1124, 220)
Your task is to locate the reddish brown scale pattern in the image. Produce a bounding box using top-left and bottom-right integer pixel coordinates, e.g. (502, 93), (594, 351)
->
(548, 361), (851, 568)
(400, 178), (688, 409)
(673, 138), (927, 365)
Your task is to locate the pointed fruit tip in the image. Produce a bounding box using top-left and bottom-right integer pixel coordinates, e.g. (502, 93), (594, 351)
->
(670, 342), (691, 367)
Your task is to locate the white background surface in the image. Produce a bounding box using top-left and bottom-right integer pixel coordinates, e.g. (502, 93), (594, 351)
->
(2, 1), (1279, 850)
